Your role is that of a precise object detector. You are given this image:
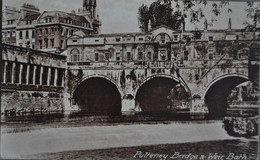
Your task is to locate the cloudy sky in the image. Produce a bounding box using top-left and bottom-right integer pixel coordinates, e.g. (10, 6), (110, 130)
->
(3, 0), (255, 33)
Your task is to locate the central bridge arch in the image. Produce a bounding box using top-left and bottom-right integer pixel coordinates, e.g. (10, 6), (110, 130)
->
(72, 75), (122, 115)
(135, 74), (190, 113)
(203, 74), (249, 118)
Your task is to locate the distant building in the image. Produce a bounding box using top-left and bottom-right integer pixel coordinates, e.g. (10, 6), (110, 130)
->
(2, 0), (101, 53)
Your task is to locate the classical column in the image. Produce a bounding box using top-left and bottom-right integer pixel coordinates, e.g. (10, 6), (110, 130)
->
(11, 62), (16, 84)
(33, 65), (36, 85)
(39, 66), (43, 85)
(47, 67), (51, 86)
(26, 64), (30, 85)
(54, 68), (58, 86)
(19, 64), (23, 84)
(3, 61), (7, 83)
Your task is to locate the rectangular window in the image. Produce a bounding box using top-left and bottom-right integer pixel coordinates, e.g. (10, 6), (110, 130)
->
(50, 39), (54, 48)
(139, 37), (144, 41)
(44, 39), (48, 48)
(209, 53), (213, 60)
(116, 38), (120, 42)
(161, 34), (165, 39)
(26, 30), (29, 39)
(147, 52), (152, 60)
(51, 28), (54, 34)
(19, 31), (23, 39)
(61, 40), (64, 49)
(174, 35), (178, 41)
(71, 55), (80, 62)
(95, 53), (99, 61)
(184, 51), (189, 60)
(105, 53), (110, 60)
(73, 40), (78, 43)
(60, 28), (64, 35)
(127, 52), (131, 61)
(32, 30), (35, 38)
(138, 52), (143, 60)
(209, 36), (213, 41)
(39, 29), (42, 35)
(45, 28), (48, 35)
(39, 40), (42, 49)
(116, 52), (120, 61)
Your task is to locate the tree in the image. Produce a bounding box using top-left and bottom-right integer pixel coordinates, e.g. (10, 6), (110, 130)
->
(243, 2), (260, 31)
(138, 0), (182, 32)
(137, 0), (235, 32)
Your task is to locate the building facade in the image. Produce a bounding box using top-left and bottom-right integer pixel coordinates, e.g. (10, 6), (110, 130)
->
(1, 44), (66, 115)
(2, 0), (101, 53)
(65, 21), (259, 117)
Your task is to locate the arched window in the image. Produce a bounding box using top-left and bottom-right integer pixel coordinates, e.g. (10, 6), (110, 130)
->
(70, 49), (80, 62)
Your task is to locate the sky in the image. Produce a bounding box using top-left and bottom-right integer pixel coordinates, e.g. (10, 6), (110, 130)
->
(2, 0), (256, 33)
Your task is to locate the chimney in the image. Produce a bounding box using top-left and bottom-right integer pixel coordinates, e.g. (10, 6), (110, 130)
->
(204, 19), (208, 31)
(181, 17), (185, 31)
(228, 18), (232, 30)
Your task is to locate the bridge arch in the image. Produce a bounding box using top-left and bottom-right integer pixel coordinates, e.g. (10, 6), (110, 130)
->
(203, 73), (249, 118)
(72, 75), (122, 115)
(135, 74), (190, 113)
(72, 74), (123, 97)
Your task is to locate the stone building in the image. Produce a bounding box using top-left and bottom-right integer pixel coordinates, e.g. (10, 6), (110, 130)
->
(2, 0), (101, 53)
(66, 20), (259, 117)
(1, 44), (66, 115)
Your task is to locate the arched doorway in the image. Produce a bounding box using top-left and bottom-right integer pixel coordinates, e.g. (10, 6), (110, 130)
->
(204, 75), (248, 118)
(73, 77), (121, 115)
(135, 77), (190, 114)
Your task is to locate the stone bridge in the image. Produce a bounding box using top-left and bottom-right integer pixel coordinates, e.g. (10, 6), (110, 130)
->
(66, 58), (253, 118)
(64, 26), (259, 118)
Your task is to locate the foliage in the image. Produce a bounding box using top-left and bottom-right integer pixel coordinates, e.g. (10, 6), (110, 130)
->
(138, 0), (259, 32)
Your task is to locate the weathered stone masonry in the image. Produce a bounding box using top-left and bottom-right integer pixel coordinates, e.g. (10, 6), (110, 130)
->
(1, 44), (66, 115)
